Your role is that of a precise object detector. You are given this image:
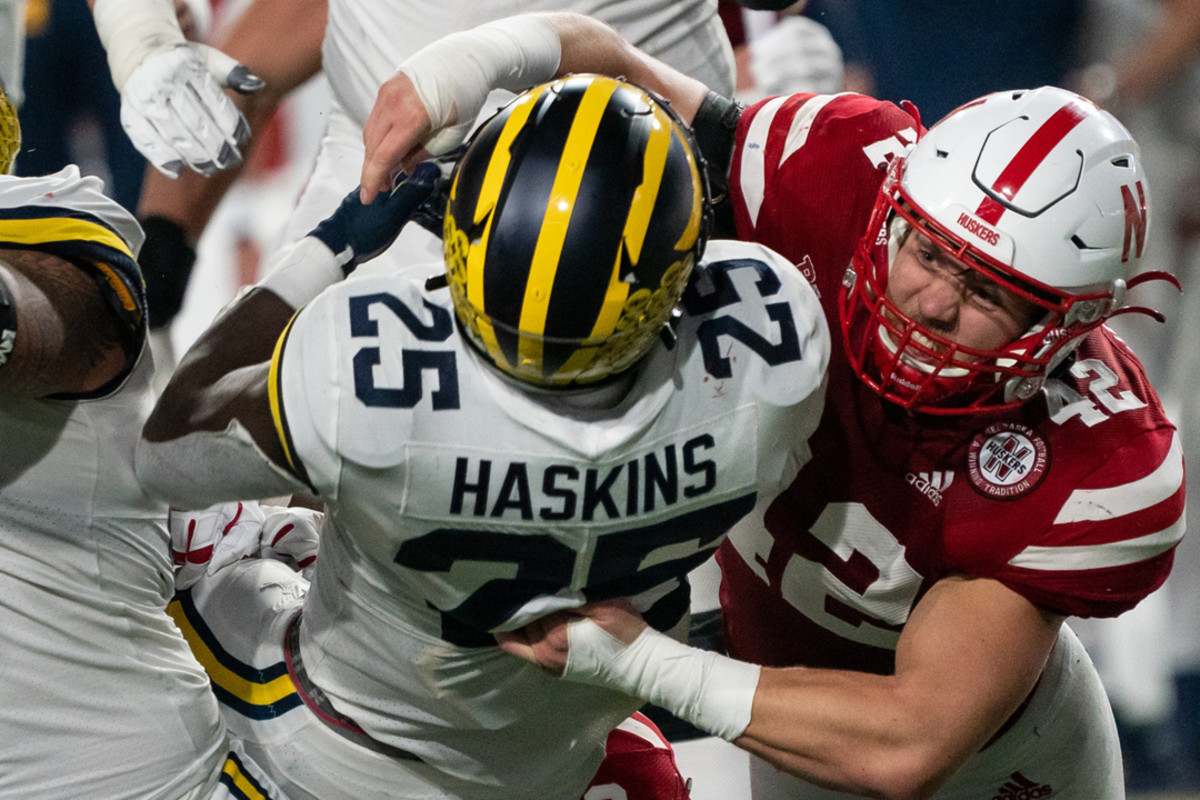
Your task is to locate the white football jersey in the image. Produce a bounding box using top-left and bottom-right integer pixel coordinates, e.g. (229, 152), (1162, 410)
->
(323, 0), (735, 128)
(0, 169), (226, 799)
(271, 238), (829, 798)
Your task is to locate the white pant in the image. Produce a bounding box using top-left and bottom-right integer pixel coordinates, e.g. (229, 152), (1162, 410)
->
(175, 559), (470, 800)
(172, 740), (289, 800)
(747, 625), (1124, 799)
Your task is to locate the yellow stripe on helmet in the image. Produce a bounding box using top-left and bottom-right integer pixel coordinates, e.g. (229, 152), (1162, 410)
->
(457, 84), (550, 371)
(517, 77), (619, 371)
(588, 98), (674, 344)
(674, 127), (706, 252)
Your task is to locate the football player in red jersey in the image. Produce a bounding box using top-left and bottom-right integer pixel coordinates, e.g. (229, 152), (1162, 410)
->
(364, 13), (1187, 798)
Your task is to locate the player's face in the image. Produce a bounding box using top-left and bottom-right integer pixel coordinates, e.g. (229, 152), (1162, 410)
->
(884, 231), (1035, 358)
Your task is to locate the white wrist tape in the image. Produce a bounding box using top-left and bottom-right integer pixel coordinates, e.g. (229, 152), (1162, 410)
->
(564, 619), (761, 742)
(398, 14), (561, 155)
(258, 236), (345, 310)
(92, 0), (186, 90)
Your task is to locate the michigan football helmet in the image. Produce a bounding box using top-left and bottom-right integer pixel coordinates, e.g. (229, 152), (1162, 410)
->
(443, 74), (709, 388)
(0, 77), (19, 174)
(841, 86), (1178, 414)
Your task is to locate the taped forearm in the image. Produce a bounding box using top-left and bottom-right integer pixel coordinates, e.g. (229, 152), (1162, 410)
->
(257, 236), (343, 311)
(398, 14), (561, 153)
(563, 619), (761, 741)
(92, 0), (186, 90)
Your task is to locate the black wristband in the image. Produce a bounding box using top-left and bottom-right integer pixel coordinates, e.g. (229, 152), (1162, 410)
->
(0, 268), (16, 367)
(692, 92), (743, 187)
(138, 215), (197, 329)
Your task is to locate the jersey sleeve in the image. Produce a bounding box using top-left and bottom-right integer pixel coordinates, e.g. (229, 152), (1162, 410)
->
(996, 427), (1185, 618)
(0, 168), (146, 327)
(269, 289), (347, 501)
(728, 92), (922, 298)
(0, 167), (148, 391)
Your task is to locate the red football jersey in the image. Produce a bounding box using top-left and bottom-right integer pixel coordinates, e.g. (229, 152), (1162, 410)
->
(581, 713), (691, 800)
(717, 93), (1185, 674)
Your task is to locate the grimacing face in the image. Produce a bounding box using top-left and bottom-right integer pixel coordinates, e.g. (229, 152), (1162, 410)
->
(884, 231), (1038, 361)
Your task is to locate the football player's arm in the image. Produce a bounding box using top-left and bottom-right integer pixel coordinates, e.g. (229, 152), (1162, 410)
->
(500, 575), (1062, 800)
(137, 0), (325, 243)
(88, 0), (270, 178)
(359, 12), (714, 203)
(136, 0), (325, 329)
(0, 249), (133, 397)
(137, 165), (439, 510)
(742, 576), (1061, 797)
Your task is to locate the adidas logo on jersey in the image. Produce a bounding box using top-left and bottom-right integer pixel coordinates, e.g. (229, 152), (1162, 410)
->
(991, 772), (1053, 800)
(906, 471), (953, 506)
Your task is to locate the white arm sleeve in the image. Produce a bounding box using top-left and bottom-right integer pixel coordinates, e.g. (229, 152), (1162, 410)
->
(398, 14), (562, 155)
(136, 419), (307, 511)
(91, 0), (186, 91)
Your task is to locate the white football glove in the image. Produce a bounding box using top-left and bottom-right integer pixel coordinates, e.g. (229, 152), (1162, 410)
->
(92, 0), (263, 179)
(120, 45), (261, 178)
(170, 500), (267, 590)
(259, 506), (322, 581)
(170, 501), (322, 589)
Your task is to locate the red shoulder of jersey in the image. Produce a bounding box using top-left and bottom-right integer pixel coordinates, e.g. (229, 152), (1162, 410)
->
(970, 328), (1184, 618)
(582, 712), (691, 800)
(728, 92), (922, 299)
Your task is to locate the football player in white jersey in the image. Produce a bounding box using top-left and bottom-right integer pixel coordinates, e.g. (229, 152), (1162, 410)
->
(135, 75), (829, 798)
(130, 0), (736, 335)
(366, 14), (1187, 799)
(0, 86), (283, 800)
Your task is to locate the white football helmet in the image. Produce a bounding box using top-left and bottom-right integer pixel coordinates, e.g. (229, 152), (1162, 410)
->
(841, 86), (1177, 414)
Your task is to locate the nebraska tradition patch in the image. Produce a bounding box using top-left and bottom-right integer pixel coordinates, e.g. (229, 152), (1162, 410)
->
(967, 422), (1049, 499)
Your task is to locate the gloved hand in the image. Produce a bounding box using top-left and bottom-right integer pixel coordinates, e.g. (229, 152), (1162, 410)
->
(260, 506), (322, 581)
(170, 500), (267, 590)
(170, 501), (323, 589)
(120, 44), (263, 178)
(308, 160), (441, 274)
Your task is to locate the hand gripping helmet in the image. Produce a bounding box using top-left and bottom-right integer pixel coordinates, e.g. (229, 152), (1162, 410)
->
(840, 86), (1178, 414)
(443, 74), (709, 388)
(0, 78), (19, 174)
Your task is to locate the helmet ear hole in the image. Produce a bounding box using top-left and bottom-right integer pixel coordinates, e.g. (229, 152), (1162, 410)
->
(443, 75), (710, 388)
